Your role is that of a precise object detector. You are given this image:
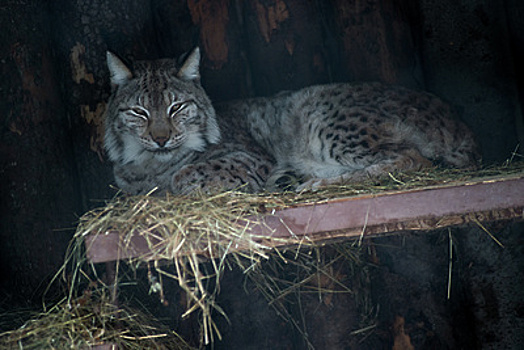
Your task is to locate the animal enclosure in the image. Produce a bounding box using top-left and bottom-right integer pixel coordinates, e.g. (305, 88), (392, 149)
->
(1, 0), (524, 349)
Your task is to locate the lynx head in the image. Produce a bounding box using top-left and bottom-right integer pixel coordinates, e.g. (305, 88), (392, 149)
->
(104, 48), (220, 165)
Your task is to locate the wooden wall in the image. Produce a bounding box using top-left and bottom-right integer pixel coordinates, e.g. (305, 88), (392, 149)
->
(1, 0), (523, 347)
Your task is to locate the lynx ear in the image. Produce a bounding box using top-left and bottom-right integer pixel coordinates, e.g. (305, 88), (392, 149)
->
(106, 51), (133, 87)
(177, 47), (201, 81)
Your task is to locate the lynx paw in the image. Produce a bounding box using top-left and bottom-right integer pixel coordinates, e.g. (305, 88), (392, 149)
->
(295, 177), (343, 192)
(266, 169), (302, 192)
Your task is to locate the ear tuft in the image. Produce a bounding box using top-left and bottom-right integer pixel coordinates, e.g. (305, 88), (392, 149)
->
(177, 47), (201, 81)
(106, 51), (133, 87)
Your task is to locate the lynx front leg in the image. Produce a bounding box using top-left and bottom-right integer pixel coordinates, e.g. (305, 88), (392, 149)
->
(170, 152), (272, 195)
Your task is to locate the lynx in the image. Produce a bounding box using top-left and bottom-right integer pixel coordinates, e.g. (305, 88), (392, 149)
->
(104, 49), (272, 195)
(222, 82), (479, 190)
(104, 48), (479, 195)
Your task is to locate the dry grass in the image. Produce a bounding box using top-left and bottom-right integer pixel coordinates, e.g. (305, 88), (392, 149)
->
(0, 284), (194, 349)
(75, 160), (524, 344)
(245, 242), (376, 347)
(287, 159), (524, 204)
(2, 160), (522, 348)
(75, 190), (296, 344)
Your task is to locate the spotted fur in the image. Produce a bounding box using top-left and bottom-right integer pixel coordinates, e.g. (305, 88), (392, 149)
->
(220, 82), (479, 190)
(104, 48), (272, 195)
(104, 49), (479, 195)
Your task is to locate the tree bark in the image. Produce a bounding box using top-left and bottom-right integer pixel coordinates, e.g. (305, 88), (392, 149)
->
(50, 0), (159, 205)
(0, 1), (78, 301)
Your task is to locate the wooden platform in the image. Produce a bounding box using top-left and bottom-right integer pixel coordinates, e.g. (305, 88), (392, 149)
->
(85, 175), (524, 264)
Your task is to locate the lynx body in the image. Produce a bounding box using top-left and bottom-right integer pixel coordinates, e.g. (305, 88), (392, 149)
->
(104, 48), (478, 195)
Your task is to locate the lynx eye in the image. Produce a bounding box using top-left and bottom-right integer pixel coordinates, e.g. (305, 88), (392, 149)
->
(168, 100), (194, 118)
(168, 102), (184, 118)
(129, 107), (149, 119)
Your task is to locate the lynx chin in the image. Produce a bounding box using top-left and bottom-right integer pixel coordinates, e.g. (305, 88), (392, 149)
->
(104, 48), (479, 195)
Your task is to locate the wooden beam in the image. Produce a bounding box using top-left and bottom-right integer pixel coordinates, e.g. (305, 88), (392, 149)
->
(85, 176), (524, 263)
(249, 176), (524, 243)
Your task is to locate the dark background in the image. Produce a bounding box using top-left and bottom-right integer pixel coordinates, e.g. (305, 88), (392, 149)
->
(1, 0), (523, 348)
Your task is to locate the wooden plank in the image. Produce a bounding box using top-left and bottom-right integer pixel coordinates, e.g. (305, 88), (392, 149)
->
(85, 176), (524, 263)
(249, 176), (524, 244)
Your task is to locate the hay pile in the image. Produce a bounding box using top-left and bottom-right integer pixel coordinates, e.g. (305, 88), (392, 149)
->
(75, 160), (524, 343)
(76, 191), (297, 344)
(78, 161), (524, 248)
(0, 285), (194, 349)
(2, 160), (522, 348)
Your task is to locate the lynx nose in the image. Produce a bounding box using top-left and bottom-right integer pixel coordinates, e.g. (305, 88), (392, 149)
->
(154, 136), (168, 147)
